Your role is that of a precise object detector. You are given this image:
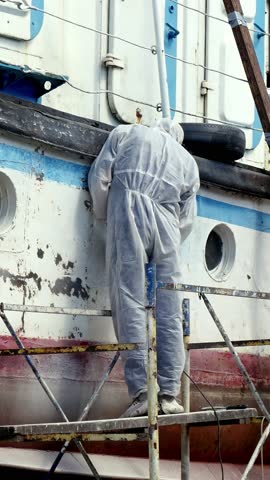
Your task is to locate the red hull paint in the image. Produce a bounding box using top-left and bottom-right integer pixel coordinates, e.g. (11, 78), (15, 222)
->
(1, 336), (270, 388)
(0, 336), (269, 463)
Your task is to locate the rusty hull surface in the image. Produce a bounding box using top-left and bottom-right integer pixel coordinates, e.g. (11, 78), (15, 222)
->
(0, 335), (269, 463)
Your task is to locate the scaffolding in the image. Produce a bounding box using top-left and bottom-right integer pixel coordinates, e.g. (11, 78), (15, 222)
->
(1, 265), (270, 479)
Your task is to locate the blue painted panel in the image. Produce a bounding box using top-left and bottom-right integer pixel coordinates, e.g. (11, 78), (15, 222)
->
(0, 62), (66, 102)
(31, 0), (44, 39)
(197, 195), (270, 233)
(0, 143), (88, 189)
(0, 142), (270, 233)
(182, 299), (190, 336)
(145, 264), (157, 307)
(165, 0), (179, 116)
(252, 0), (265, 148)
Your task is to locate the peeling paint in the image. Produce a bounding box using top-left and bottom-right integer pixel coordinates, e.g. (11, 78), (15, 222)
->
(0, 268), (42, 292)
(63, 261), (74, 271)
(36, 171), (44, 182)
(50, 277), (89, 300)
(37, 248), (44, 259)
(55, 253), (62, 265)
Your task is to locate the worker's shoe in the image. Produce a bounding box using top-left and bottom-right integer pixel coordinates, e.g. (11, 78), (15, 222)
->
(159, 395), (184, 415)
(121, 392), (148, 418)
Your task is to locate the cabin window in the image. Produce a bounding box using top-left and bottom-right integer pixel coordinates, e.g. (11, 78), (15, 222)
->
(0, 172), (17, 234)
(205, 224), (236, 281)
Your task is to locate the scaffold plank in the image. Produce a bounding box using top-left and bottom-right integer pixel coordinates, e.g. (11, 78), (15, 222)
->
(0, 343), (142, 356)
(0, 409), (257, 442)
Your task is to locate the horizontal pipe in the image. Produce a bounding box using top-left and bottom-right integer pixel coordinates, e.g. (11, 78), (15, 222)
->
(188, 339), (270, 349)
(4, 282), (270, 317)
(0, 343), (143, 356)
(157, 282), (270, 299)
(3, 304), (112, 316)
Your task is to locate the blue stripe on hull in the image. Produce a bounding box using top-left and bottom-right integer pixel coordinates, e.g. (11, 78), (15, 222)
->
(0, 143), (88, 188)
(197, 196), (270, 233)
(0, 142), (270, 233)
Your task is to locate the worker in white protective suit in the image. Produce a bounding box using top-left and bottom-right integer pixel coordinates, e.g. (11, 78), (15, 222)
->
(88, 119), (200, 417)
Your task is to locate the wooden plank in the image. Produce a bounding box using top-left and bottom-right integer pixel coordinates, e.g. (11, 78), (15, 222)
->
(0, 409), (257, 438)
(223, 0), (270, 133)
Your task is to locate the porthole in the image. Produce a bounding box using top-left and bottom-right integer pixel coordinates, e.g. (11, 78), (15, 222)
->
(204, 224), (236, 281)
(0, 172), (17, 235)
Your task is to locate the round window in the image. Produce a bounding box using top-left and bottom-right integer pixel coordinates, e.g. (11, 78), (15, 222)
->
(204, 224), (236, 281)
(0, 172), (17, 234)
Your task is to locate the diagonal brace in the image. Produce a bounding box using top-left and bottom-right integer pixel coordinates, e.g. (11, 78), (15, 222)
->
(200, 294), (270, 422)
(0, 304), (100, 480)
(47, 351), (120, 478)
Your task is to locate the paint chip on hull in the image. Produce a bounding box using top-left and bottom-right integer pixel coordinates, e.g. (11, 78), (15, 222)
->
(37, 249), (44, 259)
(50, 277), (89, 300)
(55, 253), (62, 265)
(0, 269), (42, 291)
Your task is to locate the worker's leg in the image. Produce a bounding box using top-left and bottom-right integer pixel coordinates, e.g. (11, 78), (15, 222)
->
(156, 260), (185, 398)
(109, 226), (148, 401)
(152, 206), (186, 405)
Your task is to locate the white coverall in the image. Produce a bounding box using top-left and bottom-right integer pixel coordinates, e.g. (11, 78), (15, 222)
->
(88, 121), (200, 399)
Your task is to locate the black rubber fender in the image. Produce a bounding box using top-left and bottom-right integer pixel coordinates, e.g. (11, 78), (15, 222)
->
(181, 123), (246, 163)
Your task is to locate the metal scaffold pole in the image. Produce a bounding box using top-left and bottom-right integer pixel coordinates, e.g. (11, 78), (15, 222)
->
(181, 299), (191, 480)
(146, 264), (160, 480)
(152, 0), (171, 118)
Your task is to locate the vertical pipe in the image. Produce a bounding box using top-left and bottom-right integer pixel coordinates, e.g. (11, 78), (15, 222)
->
(152, 0), (171, 118)
(204, 0), (210, 123)
(181, 299), (190, 480)
(146, 263), (160, 480)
